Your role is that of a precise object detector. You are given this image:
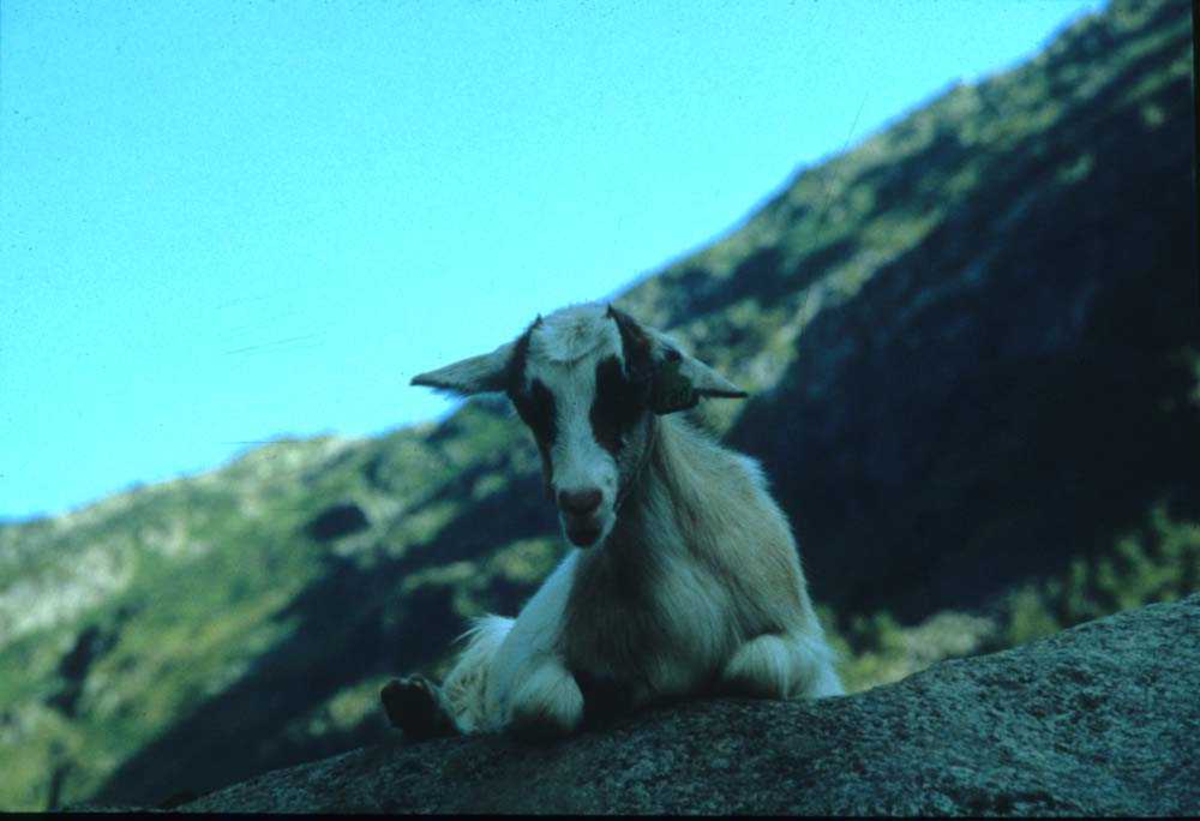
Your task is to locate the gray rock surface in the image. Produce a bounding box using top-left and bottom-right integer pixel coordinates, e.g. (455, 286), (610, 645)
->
(156, 595), (1200, 815)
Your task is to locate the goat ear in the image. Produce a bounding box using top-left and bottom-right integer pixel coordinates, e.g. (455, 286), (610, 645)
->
(410, 339), (516, 397)
(648, 341), (748, 414)
(606, 304), (747, 414)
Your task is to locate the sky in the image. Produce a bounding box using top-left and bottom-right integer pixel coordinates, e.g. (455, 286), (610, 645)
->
(0, 0), (1105, 521)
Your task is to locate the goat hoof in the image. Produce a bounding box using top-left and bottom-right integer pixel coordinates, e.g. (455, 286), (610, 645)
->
(380, 676), (455, 741)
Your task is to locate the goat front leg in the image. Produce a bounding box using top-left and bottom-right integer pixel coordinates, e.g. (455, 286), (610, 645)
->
(382, 648), (586, 741)
(719, 632), (844, 700)
(490, 553), (585, 739)
(505, 657), (584, 739)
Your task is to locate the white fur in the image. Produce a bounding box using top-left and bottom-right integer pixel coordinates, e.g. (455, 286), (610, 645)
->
(438, 615), (514, 733)
(527, 304), (622, 365)
(408, 303), (844, 738)
(485, 552), (582, 729)
(523, 305), (623, 543)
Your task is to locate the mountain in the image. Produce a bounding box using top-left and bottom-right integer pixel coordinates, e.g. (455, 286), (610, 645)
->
(723, 0), (1199, 622)
(0, 0), (1195, 810)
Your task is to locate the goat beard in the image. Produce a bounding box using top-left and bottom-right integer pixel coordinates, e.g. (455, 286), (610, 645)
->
(564, 516), (603, 547)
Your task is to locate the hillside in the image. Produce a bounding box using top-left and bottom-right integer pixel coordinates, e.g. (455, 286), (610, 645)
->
(1, 0), (1196, 810)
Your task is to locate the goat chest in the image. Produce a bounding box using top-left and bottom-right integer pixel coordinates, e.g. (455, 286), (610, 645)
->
(562, 543), (739, 699)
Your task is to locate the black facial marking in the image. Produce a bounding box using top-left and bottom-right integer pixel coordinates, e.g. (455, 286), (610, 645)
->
(505, 316), (556, 496)
(510, 378), (557, 499)
(505, 315), (554, 443)
(606, 305), (654, 378)
(504, 315), (541, 393)
(513, 379), (557, 445)
(590, 355), (649, 456)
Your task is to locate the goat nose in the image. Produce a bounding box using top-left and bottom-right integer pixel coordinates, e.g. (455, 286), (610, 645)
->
(558, 488), (602, 516)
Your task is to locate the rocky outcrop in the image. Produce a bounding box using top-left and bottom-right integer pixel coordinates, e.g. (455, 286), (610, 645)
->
(154, 596), (1199, 815)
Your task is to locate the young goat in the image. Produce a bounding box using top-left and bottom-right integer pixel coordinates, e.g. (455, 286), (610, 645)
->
(382, 302), (842, 739)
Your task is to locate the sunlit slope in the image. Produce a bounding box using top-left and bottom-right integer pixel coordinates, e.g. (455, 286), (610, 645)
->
(0, 407), (553, 809)
(0, 0), (1194, 810)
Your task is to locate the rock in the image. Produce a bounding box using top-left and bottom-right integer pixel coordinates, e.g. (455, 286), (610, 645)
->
(166, 595), (1198, 815)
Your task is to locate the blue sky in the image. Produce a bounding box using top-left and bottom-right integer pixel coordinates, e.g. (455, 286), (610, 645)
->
(1, 0), (1103, 520)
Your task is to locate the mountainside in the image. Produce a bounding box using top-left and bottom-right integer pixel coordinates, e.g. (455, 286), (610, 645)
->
(724, 0), (1199, 621)
(1, 0), (1196, 811)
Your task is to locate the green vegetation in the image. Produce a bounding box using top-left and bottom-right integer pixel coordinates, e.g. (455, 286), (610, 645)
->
(997, 504), (1200, 647)
(828, 503), (1200, 694)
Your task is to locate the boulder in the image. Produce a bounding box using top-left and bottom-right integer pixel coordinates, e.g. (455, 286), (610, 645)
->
(162, 595), (1197, 815)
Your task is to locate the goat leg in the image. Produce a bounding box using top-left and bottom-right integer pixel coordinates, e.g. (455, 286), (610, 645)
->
(380, 675), (458, 740)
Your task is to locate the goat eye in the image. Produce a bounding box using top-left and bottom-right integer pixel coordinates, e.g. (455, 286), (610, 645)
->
(590, 355), (648, 456)
(512, 380), (557, 444)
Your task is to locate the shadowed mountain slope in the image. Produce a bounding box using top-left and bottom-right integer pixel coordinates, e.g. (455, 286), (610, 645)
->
(725, 0), (1199, 620)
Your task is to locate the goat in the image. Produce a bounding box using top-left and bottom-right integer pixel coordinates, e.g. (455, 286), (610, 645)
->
(382, 302), (842, 740)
